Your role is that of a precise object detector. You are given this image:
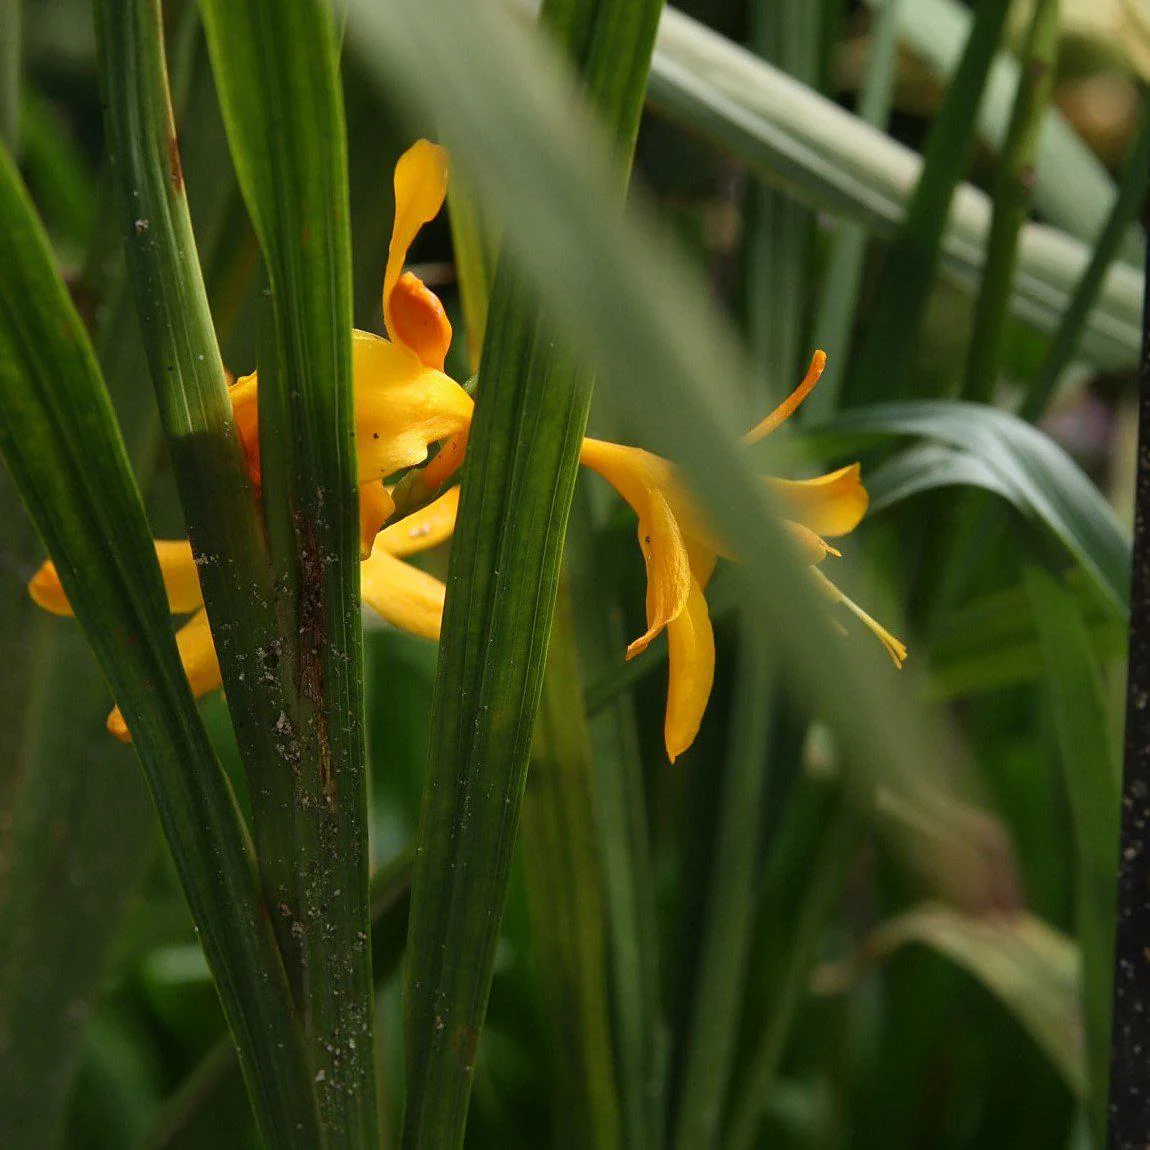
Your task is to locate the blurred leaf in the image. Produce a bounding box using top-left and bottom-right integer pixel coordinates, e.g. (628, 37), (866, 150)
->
(197, 1), (376, 1139)
(521, 589), (622, 1150)
(866, 903), (1087, 1098)
(1025, 563), (1119, 1145)
(0, 139), (320, 1146)
(648, 7), (1143, 371)
(0, 0), (17, 151)
(811, 401), (1131, 616)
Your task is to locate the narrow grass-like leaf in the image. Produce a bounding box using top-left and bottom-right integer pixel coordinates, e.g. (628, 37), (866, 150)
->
(672, 624), (774, 1150)
(448, 172), (499, 369)
(521, 588), (622, 1150)
(961, 0), (1059, 404)
(1021, 98), (1150, 422)
(0, 142), (320, 1149)
(865, 903), (1087, 1099)
(809, 401), (1131, 615)
(850, 0), (1012, 401)
(866, 0), (1142, 266)
(196, 3), (375, 1140)
(399, 1), (663, 1144)
(647, 8), (1143, 371)
(348, 0), (1019, 918)
(1025, 563), (1119, 1145)
(92, 0), (314, 1010)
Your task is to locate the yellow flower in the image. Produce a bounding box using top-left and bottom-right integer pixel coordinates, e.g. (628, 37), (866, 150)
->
(27, 140), (471, 741)
(28, 488), (460, 741)
(580, 351), (905, 763)
(228, 139), (473, 560)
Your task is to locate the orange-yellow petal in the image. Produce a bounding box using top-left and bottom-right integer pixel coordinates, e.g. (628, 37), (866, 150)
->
(383, 140), (450, 365)
(389, 271), (453, 372)
(744, 350), (827, 443)
(810, 568), (907, 668)
(29, 541), (204, 618)
(378, 486), (460, 558)
(580, 437), (692, 657)
(665, 576), (716, 762)
(768, 463), (868, 538)
(108, 608), (222, 742)
(230, 371), (261, 489)
(360, 482), (397, 560)
(354, 331), (473, 483)
(419, 427), (470, 494)
(361, 549), (446, 642)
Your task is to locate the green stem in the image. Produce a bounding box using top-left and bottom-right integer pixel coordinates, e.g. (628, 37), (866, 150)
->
(961, 0), (1060, 404)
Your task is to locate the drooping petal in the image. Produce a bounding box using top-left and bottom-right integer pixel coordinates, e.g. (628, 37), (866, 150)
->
(359, 482), (397, 560)
(664, 575), (716, 762)
(378, 486), (460, 557)
(383, 140), (452, 369)
(388, 272), (453, 372)
(768, 462), (868, 538)
(744, 350), (827, 443)
(107, 608), (222, 742)
(354, 331), (473, 483)
(29, 541), (204, 618)
(580, 437), (692, 657)
(809, 567), (907, 668)
(361, 549), (446, 642)
(418, 427), (469, 494)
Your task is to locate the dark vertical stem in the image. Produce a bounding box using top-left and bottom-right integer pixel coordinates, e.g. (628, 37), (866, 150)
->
(1108, 174), (1150, 1150)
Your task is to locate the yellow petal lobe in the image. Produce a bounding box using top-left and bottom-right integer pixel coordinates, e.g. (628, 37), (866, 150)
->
(389, 271), (453, 371)
(361, 549), (446, 641)
(354, 331), (473, 484)
(378, 486), (460, 558)
(359, 482), (397, 560)
(665, 576), (716, 762)
(384, 140), (449, 359)
(581, 438), (693, 657)
(30, 541), (204, 618)
(769, 462), (868, 538)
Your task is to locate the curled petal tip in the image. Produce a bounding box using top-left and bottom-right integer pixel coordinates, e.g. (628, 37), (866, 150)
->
(27, 561), (73, 616)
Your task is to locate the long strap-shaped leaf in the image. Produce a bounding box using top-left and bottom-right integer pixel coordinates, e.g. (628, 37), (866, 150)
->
(92, 0), (310, 993)
(195, 1), (375, 1143)
(399, 1), (663, 1145)
(0, 143), (321, 1149)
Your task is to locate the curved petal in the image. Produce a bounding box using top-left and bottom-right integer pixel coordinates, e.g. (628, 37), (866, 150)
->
(378, 486), (460, 557)
(383, 140), (451, 367)
(361, 549), (445, 641)
(29, 540), (204, 617)
(768, 462), (868, 538)
(359, 482), (397, 560)
(664, 576), (716, 763)
(744, 350), (827, 443)
(107, 608), (222, 742)
(809, 567), (907, 667)
(353, 332), (474, 483)
(418, 426), (469, 493)
(389, 272), (453, 372)
(580, 438), (692, 657)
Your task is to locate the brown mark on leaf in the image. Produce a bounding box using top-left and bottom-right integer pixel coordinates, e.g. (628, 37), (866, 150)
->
(168, 130), (184, 195)
(1018, 164), (1038, 195)
(296, 508), (334, 802)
